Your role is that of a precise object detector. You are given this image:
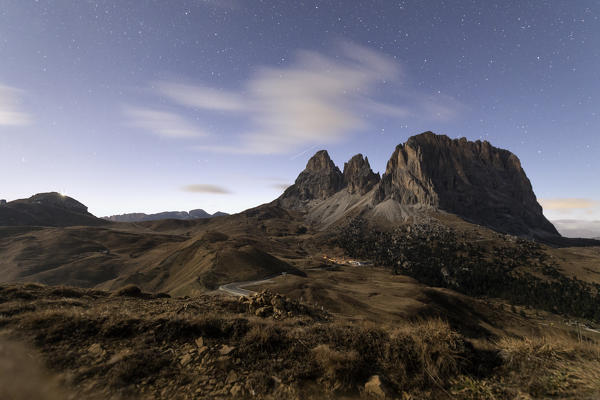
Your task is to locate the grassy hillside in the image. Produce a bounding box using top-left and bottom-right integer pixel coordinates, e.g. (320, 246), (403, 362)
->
(1, 283), (599, 400)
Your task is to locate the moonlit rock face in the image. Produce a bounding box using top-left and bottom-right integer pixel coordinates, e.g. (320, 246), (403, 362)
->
(374, 132), (558, 237)
(280, 131), (559, 239)
(279, 150), (345, 206)
(343, 154), (380, 195)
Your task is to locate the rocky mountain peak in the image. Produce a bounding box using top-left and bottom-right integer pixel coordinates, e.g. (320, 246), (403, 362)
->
(376, 131), (558, 237)
(277, 131), (557, 239)
(0, 192), (105, 227)
(28, 192), (89, 213)
(343, 154), (380, 195)
(278, 150), (344, 207)
(305, 150), (337, 173)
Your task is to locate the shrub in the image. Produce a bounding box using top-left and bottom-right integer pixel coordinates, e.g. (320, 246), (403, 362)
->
(312, 344), (360, 390)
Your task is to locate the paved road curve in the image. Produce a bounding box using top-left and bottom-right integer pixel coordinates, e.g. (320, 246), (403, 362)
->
(218, 273), (286, 297)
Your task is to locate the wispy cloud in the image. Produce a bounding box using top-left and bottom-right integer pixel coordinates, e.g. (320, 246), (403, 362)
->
(181, 184), (231, 194)
(0, 84), (32, 127)
(539, 198), (599, 211)
(130, 42), (464, 153)
(124, 106), (207, 138)
(156, 82), (245, 112)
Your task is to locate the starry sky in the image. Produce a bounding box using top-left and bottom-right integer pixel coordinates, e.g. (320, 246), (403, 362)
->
(0, 0), (598, 221)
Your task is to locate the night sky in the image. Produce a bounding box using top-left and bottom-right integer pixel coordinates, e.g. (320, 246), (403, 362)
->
(0, 0), (598, 221)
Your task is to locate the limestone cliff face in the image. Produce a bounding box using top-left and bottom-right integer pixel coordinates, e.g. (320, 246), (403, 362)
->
(279, 132), (559, 239)
(374, 142), (439, 206)
(374, 132), (558, 237)
(279, 150), (344, 207)
(343, 154), (380, 195)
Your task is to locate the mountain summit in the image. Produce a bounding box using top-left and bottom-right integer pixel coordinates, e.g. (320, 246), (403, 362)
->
(279, 150), (345, 207)
(343, 154), (380, 195)
(278, 132), (559, 239)
(0, 192), (106, 227)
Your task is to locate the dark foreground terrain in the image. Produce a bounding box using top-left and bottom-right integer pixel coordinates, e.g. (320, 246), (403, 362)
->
(1, 283), (599, 400)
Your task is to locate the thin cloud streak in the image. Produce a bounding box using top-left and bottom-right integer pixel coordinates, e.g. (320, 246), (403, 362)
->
(156, 82), (246, 112)
(182, 184), (231, 194)
(124, 106), (207, 138)
(539, 198), (599, 211)
(0, 84), (32, 127)
(289, 144), (321, 160)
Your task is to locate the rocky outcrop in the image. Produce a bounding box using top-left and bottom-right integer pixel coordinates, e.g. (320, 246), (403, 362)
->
(374, 142), (438, 206)
(237, 290), (326, 320)
(374, 132), (558, 237)
(279, 150), (344, 207)
(29, 192), (90, 213)
(0, 192), (106, 227)
(280, 132), (560, 239)
(343, 154), (380, 195)
(279, 151), (380, 209)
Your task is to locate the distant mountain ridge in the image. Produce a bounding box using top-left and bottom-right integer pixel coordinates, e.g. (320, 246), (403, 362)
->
(278, 131), (559, 240)
(551, 220), (600, 239)
(103, 209), (229, 222)
(0, 192), (106, 227)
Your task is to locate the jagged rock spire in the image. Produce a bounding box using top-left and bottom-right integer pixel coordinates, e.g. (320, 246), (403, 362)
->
(279, 150), (344, 206)
(343, 154), (380, 195)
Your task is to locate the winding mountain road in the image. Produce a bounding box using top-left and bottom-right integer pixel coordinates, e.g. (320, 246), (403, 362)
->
(218, 273), (286, 297)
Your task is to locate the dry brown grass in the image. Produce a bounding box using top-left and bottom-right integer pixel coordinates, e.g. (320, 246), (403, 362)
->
(386, 319), (464, 390)
(2, 283), (600, 399)
(312, 344), (360, 390)
(495, 334), (600, 398)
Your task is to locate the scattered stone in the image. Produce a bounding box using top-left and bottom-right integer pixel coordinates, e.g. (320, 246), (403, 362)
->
(226, 370), (239, 384)
(179, 353), (192, 366)
(239, 289), (323, 319)
(87, 343), (103, 357)
(195, 337), (204, 348)
(197, 345), (208, 357)
(255, 306), (273, 317)
(219, 345), (235, 356)
(364, 375), (392, 399)
(107, 349), (131, 365)
(230, 383), (244, 397)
